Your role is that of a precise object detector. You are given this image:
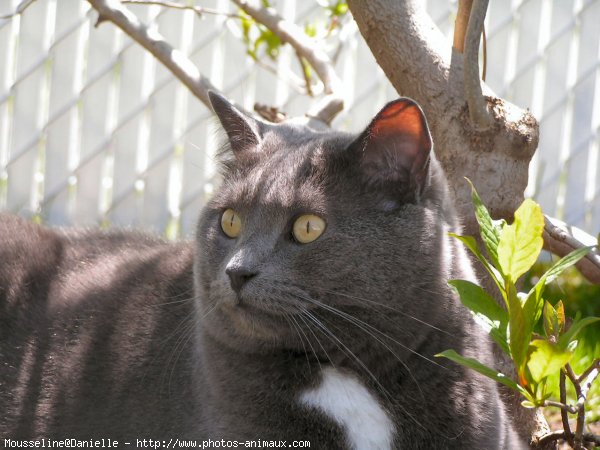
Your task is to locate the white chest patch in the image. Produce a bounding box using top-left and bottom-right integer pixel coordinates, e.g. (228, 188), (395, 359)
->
(298, 367), (395, 450)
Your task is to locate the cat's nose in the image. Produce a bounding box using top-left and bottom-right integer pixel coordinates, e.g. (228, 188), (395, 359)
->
(226, 266), (257, 294)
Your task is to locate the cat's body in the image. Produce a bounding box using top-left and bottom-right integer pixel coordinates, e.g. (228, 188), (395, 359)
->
(1, 94), (526, 449)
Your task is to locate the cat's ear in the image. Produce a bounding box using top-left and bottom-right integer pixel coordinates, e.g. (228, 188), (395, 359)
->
(349, 98), (432, 201)
(208, 91), (262, 157)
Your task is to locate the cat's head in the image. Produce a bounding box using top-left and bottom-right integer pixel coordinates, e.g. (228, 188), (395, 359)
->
(195, 92), (457, 355)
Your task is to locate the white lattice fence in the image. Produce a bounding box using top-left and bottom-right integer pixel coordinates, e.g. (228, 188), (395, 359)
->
(0, 0), (599, 237)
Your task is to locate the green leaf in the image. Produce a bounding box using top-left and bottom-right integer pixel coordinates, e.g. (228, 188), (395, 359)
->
(448, 279), (509, 354)
(521, 249), (591, 345)
(526, 340), (573, 383)
(304, 22), (317, 38)
(506, 284), (530, 384)
(254, 29), (281, 60)
(435, 349), (523, 394)
(528, 246), (593, 301)
(497, 199), (544, 282)
(489, 328), (510, 355)
(543, 301), (558, 338)
(328, 1), (349, 16)
(448, 280), (507, 325)
(558, 317), (600, 349)
(522, 288), (545, 340)
(555, 301), (565, 333)
(448, 233), (504, 297)
(521, 400), (536, 408)
(466, 178), (502, 267)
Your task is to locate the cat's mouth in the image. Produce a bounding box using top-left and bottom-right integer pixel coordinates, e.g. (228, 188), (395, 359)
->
(225, 293), (305, 317)
(218, 300), (296, 341)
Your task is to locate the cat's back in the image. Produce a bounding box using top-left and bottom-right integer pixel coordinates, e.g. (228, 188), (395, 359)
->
(0, 214), (200, 439)
(0, 213), (194, 318)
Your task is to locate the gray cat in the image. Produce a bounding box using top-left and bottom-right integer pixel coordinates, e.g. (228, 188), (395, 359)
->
(0, 92), (526, 449)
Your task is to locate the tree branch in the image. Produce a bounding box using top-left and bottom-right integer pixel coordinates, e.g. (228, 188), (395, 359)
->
(535, 431), (600, 447)
(463, 0), (493, 129)
(230, 0), (343, 125)
(120, 0), (243, 19)
(560, 368), (575, 447)
(577, 359), (600, 383)
(452, 0), (473, 53)
(566, 362), (600, 450)
(543, 215), (600, 285)
(0, 0), (37, 19)
(86, 0), (237, 114)
(544, 400), (577, 415)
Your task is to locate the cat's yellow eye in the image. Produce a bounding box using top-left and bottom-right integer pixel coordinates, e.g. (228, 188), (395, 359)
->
(293, 214), (326, 244)
(221, 209), (242, 238)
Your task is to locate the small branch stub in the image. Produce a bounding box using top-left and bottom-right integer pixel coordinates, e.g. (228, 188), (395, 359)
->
(535, 431), (600, 448)
(544, 215), (600, 285)
(453, 0), (473, 53)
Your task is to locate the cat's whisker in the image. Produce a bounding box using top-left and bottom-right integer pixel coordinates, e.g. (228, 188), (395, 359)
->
(297, 309), (334, 369)
(142, 312), (192, 387)
(160, 316), (196, 389)
(163, 304), (216, 391)
(302, 310), (428, 433)
(300, 308), (426, 427)
(162, 287), (195, 300)
(151, 295), (200, 308)
(265, 281), (428, 396)
(155, 314), (195, 358)
(290, 291), (426, 400)
(281, 278), (450, 336)
(167, 319), (198, 394)
(288, 287), (446, 371)
(307, 286), (452, 336)
(300, 309), (392, 398)
(285, 312), (316, 374)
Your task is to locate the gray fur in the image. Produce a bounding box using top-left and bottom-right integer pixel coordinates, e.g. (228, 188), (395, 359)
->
(0, 94), (525, 449)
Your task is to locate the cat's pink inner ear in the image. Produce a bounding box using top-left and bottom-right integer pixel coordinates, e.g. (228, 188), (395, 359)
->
(369, 101), (430, 152)
(358, 99), (432, 195)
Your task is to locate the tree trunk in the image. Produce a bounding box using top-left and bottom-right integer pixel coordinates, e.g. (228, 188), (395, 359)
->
(347, 0), (538, 235)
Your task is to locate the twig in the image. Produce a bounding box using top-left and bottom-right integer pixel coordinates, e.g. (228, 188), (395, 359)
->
(463, 0), (493, 129)
(544, 215), (600, 285)
(296, 51), (314, 97)
(253, 58), (308, 95)
(452, 0), (472, 53)
(254, 103), (286, 123)
(577, 359), (600, 383)
(86, 0), (237, 114)
(0, 0), (37, 20)
(560, 369), (574, 447)
(564, 363), (598, 450)
(230, 0), (343, 125)
(535, 431), (600, 447)
(544, 400), (577, 415)
(120, 0), (243, 19)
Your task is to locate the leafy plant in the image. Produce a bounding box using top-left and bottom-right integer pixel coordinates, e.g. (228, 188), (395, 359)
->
(240, 10), (282, 61)
(238, 1), (348, 63)
(436, 180), (600, 449)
